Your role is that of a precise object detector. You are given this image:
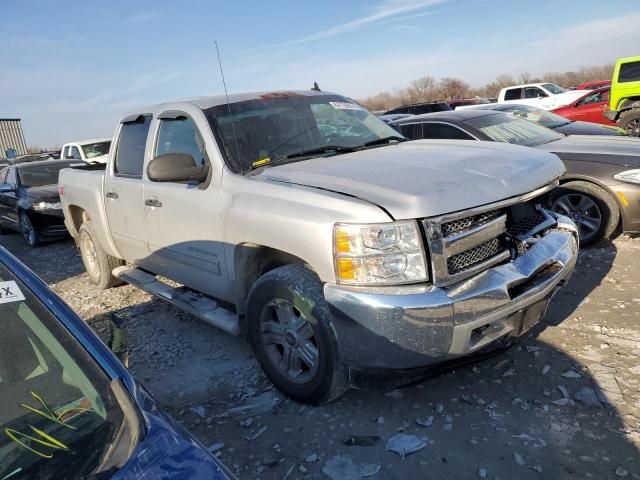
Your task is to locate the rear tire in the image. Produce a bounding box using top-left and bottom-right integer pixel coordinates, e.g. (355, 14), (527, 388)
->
(618, 108), (640, 137)
(246, 265), (349, 404)
(550, 181), (619, 247)
(19, 212), (40, 247)
(78, 221), (124, 289)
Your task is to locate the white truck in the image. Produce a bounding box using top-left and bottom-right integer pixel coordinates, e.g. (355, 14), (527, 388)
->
(61, 137), (112, 164)
(59, 90), (579, 403)
(498, 83), (589, 110)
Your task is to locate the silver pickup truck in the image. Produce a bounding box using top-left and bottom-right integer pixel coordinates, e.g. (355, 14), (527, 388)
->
(59, 90), (579, 403)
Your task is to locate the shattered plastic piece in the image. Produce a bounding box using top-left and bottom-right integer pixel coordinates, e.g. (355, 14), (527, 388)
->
(190, 406), (206, 418)
(299, 464), (308, 474)
(541, 365), (551, 375)
(574, 387), (602, 407)
(493, 359), (510, 370)
(552, 398), (570, 406)
(343, 435), (380, 446)
(530, 465), (543, 473)
(561, 370), (582, 379)
(502, 368), (516, 378)
(514, 452), (526, 466)
(246, 425), (268, 441)
(360, 464), (382, 477)
(208, 442), (225, 453)
(615, 467), (629, 477)
(322, 455), (360, 480)
(305, 453), (319, 463)
(557, 385), (570, 398)
(416, 416), (434, 427)
(386, 434), (427, 458)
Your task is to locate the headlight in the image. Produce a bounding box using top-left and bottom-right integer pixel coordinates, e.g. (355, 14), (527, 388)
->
(333, 221), (428, 285)
(32, 201), (62, 211)
(613, 169), (640, 185)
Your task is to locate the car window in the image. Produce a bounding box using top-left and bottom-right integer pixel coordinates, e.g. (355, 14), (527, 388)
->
(18, 163), (77, 188)
(524, 87), (546, 99)
(541, 83), (567, 94)
(80, 142), (110, 160)
(69, 147), (82, 160)
(577, 92), (602, 107)
(618, 61), (640, 83)
(62, 147), (70, 159)
(399, 124), (416, 138)
(155, 116), (207, 166)
(504, 88), (522, 101)
(114, 115), (152, 178)
(0, 262), (125, 480)
(6, 168), (17, 186)
(420, 123), (474, 140)
(467, 113), (564, 147)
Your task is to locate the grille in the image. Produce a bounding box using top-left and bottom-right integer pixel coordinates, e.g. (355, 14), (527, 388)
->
(508, 213), (546, 237)
(447, 238), (502, 275)
(441, 209), (502, 237)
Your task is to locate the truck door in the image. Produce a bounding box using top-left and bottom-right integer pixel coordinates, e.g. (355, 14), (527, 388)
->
(142, 110), (230, 300)
(103, 114), (152, 264)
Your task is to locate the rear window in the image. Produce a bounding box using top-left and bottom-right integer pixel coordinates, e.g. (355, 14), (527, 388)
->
(467, 113), (563, 147)
(0, 263), (125, 480)
(504, 88), (522, 101)
(618, 61), (640, 83)
(18, 163), (77, 188)
(114, 116), (151, 177)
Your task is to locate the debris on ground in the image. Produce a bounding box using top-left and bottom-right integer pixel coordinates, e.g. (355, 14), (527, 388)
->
(386, 434), (427, 458)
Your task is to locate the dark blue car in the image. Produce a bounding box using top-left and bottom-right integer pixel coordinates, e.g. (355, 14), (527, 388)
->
(0, 247), (234, 479)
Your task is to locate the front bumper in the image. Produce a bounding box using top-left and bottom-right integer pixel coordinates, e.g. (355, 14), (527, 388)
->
(325, 224), (578, 370)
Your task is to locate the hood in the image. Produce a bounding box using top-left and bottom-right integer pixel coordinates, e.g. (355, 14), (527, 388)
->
(24, 184), (60, 203)
(535, 135), (640, 167)
(256, 140), (564, 219)
(554, 121), (626, 137)
(543, 90), (590, 109)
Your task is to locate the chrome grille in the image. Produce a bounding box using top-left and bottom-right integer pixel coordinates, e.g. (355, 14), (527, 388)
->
(447, 238), (502, 275)
(508, 213), (546, 237)
(441, 209), (502, 237)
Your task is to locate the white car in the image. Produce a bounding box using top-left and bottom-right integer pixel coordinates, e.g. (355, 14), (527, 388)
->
(498, 83), (589, 110)
(61, 137), (112, 164)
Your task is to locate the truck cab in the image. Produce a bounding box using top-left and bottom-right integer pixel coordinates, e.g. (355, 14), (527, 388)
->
(61, 138), (112, 164)
(606, 56), (640, 137)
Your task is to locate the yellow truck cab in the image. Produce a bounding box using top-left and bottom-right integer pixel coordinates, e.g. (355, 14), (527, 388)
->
(606, 56), (640, 137)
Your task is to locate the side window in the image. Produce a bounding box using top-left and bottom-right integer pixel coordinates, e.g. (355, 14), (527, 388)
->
(618, 61), (640, 83)
(62, 146), (70, 159)
(399, 124), (416, 139)
(0, 168), (7, 184)
(155, 116), (207, 165)
(70, 146), (82, 159)
(577, 92), (600, 106)
(6, 168), (17, 186)
(114, 115), (152, 178)
(524, 87), (546, 99)
(504, 88), (522, 101)
(421, 123), (473, 140)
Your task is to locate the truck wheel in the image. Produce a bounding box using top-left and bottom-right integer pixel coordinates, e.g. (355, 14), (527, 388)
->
(246, 265), (348, 404)
(78, 221), (124, 289)
(19, 212), (40, 247)
(618, 108), (640, 137)
(549, 181), (619, 247)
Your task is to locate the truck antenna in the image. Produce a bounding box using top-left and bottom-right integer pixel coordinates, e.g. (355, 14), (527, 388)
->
(215, 41), (241, 168)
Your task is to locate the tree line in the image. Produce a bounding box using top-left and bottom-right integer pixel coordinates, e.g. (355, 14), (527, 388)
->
(358, 63), (614, 111)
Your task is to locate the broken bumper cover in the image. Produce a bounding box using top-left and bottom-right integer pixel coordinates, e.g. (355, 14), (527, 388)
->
(324, 224), (578, 370)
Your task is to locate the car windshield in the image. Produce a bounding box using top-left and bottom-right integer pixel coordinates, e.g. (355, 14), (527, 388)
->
(542, 83), (567, 95)
(467, 113), (564, 147)
(0, 262), (125, 480)
(18, 163), (76, 188)
(80, 141), (110, 159)
(204, 93), (402, 174)
(501, 105), (570, 128)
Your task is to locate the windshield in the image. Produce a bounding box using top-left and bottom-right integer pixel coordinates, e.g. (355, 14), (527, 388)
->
(18, 163), (76, 188)
(0, 263), (124, 480)
(501, 105), (570, 128)
(204, 93), (401, 173)
(80, 141), (110, 159)
(542, 83), (567, 95)
(467, 113), (564, 146)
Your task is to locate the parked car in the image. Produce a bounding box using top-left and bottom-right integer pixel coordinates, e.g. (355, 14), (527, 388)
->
(446, 97), (494, 110)
(9, 154), (55, 164)
(604, 56), (640, 137)
(0, 246), (234, 480)
(378, 113), (413, 124)
(383, 101), (452, 115)
(575, 80), (610, 91)
(61, 137), (112, 164)
(551, 87), (617, 127)
(60, 90), (578, 403)
(0, 159), (78, 246)
(393, 110), (640, 246)
(477, 103), (626, 136)
(498, 83), (589, 110)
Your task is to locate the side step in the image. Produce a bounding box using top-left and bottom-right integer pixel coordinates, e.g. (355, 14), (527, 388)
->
(113, 266), (240, 336)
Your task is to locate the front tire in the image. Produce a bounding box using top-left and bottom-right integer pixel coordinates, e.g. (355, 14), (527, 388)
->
(246, 265), (348, 404)
(550, 181), (619, 247)
(78, 221), (124, 289)
(19, 212), (39, 247)
(618, 108), (640, 137)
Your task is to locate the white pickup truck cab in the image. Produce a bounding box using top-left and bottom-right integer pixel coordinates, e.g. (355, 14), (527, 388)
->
(499, 83), (589, 110)
(61, 138), (112, 164)
(59, 91), (579, 403)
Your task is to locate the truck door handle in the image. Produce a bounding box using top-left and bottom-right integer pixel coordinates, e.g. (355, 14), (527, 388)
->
(106, 191), (118, 199)
(145, 199), (162, 207)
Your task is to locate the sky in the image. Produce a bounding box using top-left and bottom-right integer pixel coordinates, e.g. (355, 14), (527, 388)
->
(1, 0), (639, 147)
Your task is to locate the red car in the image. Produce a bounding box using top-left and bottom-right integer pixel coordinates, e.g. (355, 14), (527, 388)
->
(551, 87), (616, 126)
(575, 80), (611, 91)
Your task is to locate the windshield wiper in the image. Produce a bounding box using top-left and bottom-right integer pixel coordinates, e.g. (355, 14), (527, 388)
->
(360, 135), (407, 147)
(285, 145), (357, 159)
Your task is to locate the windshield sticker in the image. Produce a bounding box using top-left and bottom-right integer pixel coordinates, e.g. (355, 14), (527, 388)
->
(252, 157), (271, 168)
(0, 281), (25, 304)
(329, 101), (363, 111)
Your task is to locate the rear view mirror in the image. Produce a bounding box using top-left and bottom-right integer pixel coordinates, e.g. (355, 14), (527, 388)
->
(147, 153), (209, 183)
(0, 183), (15, 193)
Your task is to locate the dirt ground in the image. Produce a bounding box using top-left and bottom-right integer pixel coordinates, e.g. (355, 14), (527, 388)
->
(1, 232), (639, 480)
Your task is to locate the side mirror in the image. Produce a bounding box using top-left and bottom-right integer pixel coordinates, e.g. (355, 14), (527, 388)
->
(0, 183), (15, 193)
(147, 153), (209, 183)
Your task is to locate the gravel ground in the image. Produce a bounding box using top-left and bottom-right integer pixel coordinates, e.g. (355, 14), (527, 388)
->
(1, 232), (639, 480)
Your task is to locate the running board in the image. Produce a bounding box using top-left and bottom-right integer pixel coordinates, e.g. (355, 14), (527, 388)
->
(112, 266), (240, 336)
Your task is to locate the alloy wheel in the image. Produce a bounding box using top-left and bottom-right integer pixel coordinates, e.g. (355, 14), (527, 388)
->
(551, 193), (602, 242)
(259, 299), (320, 384)
(20, 214), (37, 246)
(81, 233), (100, 280)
